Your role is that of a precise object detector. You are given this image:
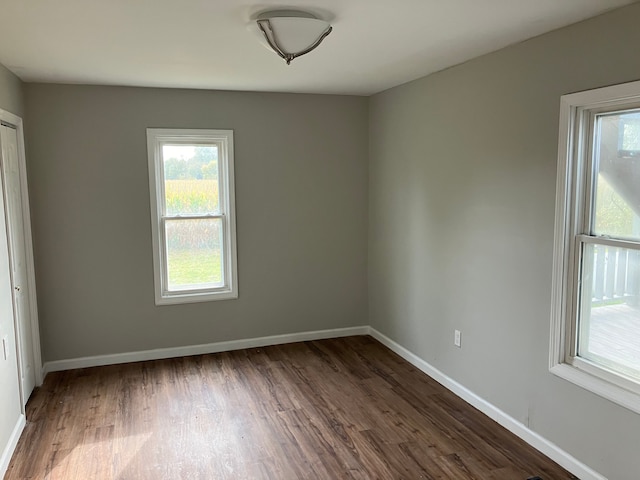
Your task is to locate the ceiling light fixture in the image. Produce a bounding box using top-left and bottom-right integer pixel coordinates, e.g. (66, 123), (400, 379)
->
(256, 10), (332, 65)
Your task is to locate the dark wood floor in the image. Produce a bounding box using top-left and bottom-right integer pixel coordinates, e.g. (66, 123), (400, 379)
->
(5, 336), (576, 479)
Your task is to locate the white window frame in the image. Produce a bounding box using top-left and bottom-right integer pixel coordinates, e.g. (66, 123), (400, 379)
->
(147, 128), (238, 305)
(551, 80), (640, 414)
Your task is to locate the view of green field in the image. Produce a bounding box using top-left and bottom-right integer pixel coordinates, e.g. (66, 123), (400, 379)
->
(167, 249), (222, 288)
(165, 179), (219, 215)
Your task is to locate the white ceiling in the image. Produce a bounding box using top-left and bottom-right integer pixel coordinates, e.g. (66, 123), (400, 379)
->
(0, 0), (636, 96)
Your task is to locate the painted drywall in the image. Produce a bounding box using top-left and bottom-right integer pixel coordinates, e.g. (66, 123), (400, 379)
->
(24, 84), (368, 362)
(0, 64), (23, 474)
(0, 64), (23, 118)
(369, 3), (640, 480)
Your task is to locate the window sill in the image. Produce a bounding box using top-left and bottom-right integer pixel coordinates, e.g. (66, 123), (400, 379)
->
(550, 362), (640, 414)
(155, 289), (238, 306)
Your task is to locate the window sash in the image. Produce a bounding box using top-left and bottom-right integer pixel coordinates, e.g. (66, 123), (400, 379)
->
(577, 234), (640, 251)
(160, 215), (228, 295)
(569, 235), (640, 356)
(162, 213), (225, 220)
(158, 140), (224, 217)
(565, 237), (640, 400)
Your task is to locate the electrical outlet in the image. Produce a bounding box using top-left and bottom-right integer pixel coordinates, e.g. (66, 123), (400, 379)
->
(2, 335), (8, 360)
(454, 330), (461, 348)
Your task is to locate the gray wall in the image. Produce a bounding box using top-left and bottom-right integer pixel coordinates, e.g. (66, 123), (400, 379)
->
(369, 4), (640, 479)
(0, 63), (23, 117)
(24, 84), (368, 362)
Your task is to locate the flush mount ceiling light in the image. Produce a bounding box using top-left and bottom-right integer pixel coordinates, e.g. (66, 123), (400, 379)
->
(256, 10), (332, 65)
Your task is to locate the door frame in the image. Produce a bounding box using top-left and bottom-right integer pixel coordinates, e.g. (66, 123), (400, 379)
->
(0, 108), (43, 394)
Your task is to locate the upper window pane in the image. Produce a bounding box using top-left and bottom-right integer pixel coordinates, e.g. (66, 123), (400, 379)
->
(162, 144), (220, 215)
(593, 112), (640, 241)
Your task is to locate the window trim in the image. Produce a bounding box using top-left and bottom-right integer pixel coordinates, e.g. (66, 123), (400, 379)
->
(551, 80), (640, 414)
(147, 128), (238, 305)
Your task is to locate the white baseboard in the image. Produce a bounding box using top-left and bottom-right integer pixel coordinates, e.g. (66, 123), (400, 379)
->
(39, 325), (605, 479)
(42, 326), (369, 376)
(0, 414), (25, 479)
(368, 327), (606, 480)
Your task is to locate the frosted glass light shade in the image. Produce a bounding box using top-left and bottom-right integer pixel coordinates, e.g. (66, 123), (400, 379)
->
(256, 10), (332, 65)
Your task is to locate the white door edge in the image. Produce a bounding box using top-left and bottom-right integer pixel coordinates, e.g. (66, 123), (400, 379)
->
(0, 108), (43, 395)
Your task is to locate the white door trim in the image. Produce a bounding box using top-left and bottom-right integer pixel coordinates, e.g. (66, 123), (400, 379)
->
(0, 108), (43, 388)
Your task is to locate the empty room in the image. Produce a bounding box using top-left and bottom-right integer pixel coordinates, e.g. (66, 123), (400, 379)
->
(1, 1), (640, 479)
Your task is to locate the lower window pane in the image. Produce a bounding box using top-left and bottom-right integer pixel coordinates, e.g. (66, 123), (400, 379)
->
(165, 218), (223, 291)
(578, 243), (640, 380)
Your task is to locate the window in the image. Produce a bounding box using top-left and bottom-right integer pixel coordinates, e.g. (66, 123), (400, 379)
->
(551, 81), (640, 413)
(147, 129), (237, 305)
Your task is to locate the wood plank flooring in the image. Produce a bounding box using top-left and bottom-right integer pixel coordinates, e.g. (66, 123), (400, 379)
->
(5, 336), (577, 479)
